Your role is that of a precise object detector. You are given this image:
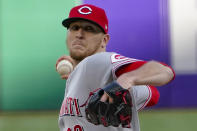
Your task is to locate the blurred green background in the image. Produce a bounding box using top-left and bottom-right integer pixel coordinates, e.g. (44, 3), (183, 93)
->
(0, 0), (77, 110)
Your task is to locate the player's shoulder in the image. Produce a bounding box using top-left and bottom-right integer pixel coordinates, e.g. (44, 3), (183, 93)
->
(85, 52), (113, 62)
(89, 52), (113, 58)
(110, 53), (142, 64)
(86, 52), (142, 63)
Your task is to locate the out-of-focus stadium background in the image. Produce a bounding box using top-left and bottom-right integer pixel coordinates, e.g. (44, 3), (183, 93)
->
(0, 0), (197, 130)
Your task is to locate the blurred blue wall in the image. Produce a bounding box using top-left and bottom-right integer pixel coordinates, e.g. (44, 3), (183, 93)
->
(84, 0), (197, 108)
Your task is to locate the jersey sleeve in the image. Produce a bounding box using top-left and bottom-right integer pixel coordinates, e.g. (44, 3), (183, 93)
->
(110, 53), (146, 79)
(131, 85), (160, 110)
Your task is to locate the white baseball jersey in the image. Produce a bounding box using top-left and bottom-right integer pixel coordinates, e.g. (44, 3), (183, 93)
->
(58, 52), (152, 131)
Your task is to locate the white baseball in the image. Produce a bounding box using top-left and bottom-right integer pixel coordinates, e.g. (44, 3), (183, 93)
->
(57, 60), (73, 75)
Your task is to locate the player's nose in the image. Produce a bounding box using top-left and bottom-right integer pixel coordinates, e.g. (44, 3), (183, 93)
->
(75, 28), (84, 39)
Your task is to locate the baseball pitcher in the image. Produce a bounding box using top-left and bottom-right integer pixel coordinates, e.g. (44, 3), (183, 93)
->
(56, 4), (175, 131)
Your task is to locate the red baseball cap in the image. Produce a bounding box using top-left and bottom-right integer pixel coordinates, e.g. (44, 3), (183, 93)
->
(62, 4), (108, 34)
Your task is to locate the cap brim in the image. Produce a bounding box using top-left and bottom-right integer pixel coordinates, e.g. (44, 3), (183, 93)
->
(62, 17), (106, 33)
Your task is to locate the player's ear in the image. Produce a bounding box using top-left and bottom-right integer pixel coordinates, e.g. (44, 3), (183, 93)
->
(101, 34), (110, 48)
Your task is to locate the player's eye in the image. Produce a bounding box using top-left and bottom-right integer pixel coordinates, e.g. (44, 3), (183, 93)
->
(83, 26), (95, 32)
(69, 25), (80, 31)
(69, 24), (102, 33)
(84, 25), (102, 34)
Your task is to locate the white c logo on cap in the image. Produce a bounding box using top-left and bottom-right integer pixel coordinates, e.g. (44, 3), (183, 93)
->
(78, 6), (92, 15)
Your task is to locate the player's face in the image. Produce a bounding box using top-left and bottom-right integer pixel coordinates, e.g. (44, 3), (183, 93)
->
(66, 21), (106, 61)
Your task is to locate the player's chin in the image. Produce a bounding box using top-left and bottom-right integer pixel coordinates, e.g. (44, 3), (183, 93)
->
(71, 48), (85, 55)
(70, 50), (87, 61)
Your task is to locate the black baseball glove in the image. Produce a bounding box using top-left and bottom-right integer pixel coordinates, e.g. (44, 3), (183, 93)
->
(85, 81), (132, 128)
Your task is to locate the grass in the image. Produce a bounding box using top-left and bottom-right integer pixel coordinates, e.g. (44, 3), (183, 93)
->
(139, 109), (197, 131)
(0, 111), (59, 131)
(0, 109), (197, 131)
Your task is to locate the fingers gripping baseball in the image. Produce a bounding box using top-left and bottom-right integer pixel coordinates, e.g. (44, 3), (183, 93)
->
(85, 81), (132, 128)
(56, 55), (74, 79)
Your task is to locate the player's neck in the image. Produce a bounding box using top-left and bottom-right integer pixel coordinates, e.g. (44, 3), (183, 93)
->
(94, 46), (106, 54)
(73, 60), (80, 67)
(73, 49), (106, 66)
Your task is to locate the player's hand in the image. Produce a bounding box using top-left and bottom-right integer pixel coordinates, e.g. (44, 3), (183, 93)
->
(56, 55), (74, 80)
(100, 74), (134, 103)
(116, 73), (135, 90)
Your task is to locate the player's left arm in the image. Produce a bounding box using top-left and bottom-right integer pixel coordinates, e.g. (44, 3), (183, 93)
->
(116, 60), (175, 90)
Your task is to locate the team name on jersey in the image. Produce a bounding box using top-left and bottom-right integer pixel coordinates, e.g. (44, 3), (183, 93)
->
(59, 97), (82, 117)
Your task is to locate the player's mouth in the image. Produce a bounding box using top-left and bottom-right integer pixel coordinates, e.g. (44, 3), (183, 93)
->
(72, 41), (85, 48)
(71, 42), (85, 51)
